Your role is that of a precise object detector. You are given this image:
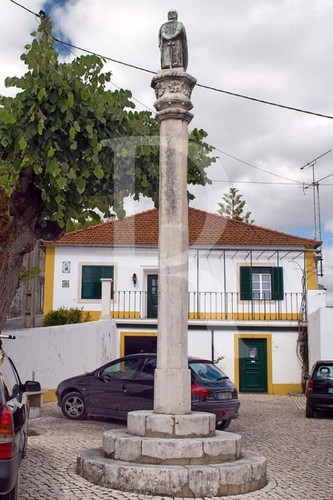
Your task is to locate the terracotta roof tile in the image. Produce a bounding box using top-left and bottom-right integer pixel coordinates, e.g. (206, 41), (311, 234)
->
(44, 207), (320, 249)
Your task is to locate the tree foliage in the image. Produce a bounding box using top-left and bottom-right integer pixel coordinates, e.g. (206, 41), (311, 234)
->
(217, 187), (254, 223)
(0, 17), (214, 231)
(0, 17), (215, 331)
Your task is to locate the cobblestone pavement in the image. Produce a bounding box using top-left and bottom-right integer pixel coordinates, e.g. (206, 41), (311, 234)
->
(21, 394), (333, 500)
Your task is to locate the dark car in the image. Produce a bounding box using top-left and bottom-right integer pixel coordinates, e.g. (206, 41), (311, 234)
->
(56, 353), (240, 430)
(0, 335), (41, 500)
(304, 360), (333, 418)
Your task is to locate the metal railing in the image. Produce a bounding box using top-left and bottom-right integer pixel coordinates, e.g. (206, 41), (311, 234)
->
(109, 291), (303, 321)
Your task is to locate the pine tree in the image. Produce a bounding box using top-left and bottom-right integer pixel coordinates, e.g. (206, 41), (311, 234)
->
(217, 188), (254, 223)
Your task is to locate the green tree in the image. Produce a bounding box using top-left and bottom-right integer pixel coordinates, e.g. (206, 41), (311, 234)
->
(217, 187), (254, 223)
(0, 17), (215, 331)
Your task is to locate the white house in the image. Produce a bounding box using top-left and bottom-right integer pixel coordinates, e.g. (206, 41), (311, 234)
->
(43, 207), (321, 396)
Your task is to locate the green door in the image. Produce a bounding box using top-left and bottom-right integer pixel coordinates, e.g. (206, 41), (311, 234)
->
(239, 338), (267, 392)
(147, 274), (158, 318)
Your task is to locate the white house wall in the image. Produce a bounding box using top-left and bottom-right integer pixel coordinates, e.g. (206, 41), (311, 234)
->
(47, 245), (306, 395)
(52, 247), (305, 311)
(119, 326), (301, 390)
(189, 250), (304, 295)
(271, 332), (302, 384)
(53, 246), (158, 312)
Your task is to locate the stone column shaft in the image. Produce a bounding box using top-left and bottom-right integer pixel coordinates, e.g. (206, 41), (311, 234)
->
(151, 71), (196, 415)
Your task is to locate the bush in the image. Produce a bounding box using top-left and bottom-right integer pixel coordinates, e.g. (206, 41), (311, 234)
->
(43, 307), (92, 327)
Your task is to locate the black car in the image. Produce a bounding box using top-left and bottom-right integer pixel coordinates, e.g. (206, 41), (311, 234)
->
(304, 360), (333, 418)
(0, 335), (41, 500)
(56, 353), (240, 430)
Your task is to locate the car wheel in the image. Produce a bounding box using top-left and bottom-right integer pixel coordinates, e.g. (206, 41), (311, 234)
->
(0, 476), (18, 499)
(9, 479), (18, 500)
(305, 402), (314, 418)
(216, 419), (231, 431)
(61, 392), (87, 420)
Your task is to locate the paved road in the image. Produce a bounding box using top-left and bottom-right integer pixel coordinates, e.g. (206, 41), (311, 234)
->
(22, 394), (333, 500)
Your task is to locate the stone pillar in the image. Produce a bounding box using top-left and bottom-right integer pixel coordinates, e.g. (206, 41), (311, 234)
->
(151, 71), (196, 414)
(77, 14), (267, 496)
(100, 278), (113, 320)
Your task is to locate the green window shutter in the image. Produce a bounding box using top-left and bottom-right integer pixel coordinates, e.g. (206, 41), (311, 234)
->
(82, 266), (93, 299)
(92, 267), (103, 299)
(271, 267), (284, 300)
(240, 266), (252, 300)
(81, 266), (114, 299)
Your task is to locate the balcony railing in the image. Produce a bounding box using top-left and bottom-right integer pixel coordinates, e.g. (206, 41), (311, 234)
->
(109, 291), (303, 321)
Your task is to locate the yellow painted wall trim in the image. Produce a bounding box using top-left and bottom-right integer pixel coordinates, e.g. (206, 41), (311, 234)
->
(112, 311), (140, 319)
(120, 331), (157, 357)
(89, 311), (301, 321)
(305, 251), (317, 290)
(43, 247), (55, 315)
(189, 312), (300, 321)
(42, 389), (57, 403)
(234, 333), (273, 394)
(272, 384), (302, 395)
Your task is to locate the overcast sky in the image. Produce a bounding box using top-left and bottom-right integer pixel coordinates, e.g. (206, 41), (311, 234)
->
(2, 0), (333, 303)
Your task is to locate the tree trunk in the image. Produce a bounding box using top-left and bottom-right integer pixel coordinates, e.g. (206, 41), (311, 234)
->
(0, 219), (37, 332)
(0, 173), (64, 332)
(0, 180), (41, 332)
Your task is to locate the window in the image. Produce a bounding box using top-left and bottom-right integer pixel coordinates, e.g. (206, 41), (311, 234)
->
(314, 365), (333, 379)
(137, 358), (156, 379)
(252, 271), (271, 299)
(190, 362), (228, 382)
(81, 265), (114, 300)
(240, 266), (284, 301)
(0, 353), (20, 399)
(102, 357), (142, 379)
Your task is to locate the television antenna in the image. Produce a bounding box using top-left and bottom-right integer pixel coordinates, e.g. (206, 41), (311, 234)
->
(300, 149), (332, 277)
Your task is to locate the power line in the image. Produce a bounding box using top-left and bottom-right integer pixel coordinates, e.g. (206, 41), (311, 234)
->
(210, 178), (333, 186)
(9, 0), (333, 121)
(8, 1), (333, 192)
(54, 39), (333, 121)
(213, 147), (303, 184)
(210, 179), (304, 186)
(9, 0), (40, 17)
(196, 83), (333, 120)
(110, 80), (155, 113)
(54, 37), (156, 75)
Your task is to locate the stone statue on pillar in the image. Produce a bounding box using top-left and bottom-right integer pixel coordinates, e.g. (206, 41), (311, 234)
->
(159, 10), (188, 71)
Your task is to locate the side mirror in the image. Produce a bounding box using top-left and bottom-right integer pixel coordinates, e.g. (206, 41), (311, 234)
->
(95, 371), (102, 380)
(24, 380), (41, 392)
(303, 375), (310, 380)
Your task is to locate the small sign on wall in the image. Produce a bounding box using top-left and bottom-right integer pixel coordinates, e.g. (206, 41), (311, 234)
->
(62, 280), (70, 288)
(62, 261), (71, 273)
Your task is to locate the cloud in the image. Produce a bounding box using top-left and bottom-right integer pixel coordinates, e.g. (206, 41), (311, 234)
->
(2, 0), (333, 300)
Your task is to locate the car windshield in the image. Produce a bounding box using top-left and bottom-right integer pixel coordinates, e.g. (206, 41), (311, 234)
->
(314, 364), (333, 379)
(190, 362), (228, 382)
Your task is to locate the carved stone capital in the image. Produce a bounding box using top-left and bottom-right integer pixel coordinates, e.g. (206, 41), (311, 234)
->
(151, 71), (197, 121)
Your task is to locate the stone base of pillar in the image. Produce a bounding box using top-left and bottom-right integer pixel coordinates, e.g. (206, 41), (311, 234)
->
(77, 445), (267, 497)
(127, 410), (215, 438)
(77, 411), (267, 496)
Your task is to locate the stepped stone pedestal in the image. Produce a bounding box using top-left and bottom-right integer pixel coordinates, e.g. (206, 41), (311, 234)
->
(77, 411), (267, 497)
(77, 12), (267, 497)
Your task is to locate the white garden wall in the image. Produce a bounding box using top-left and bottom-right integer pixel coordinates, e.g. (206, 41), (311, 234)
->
(308, 306), (333, 368)
(3, 320), (116, 393)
